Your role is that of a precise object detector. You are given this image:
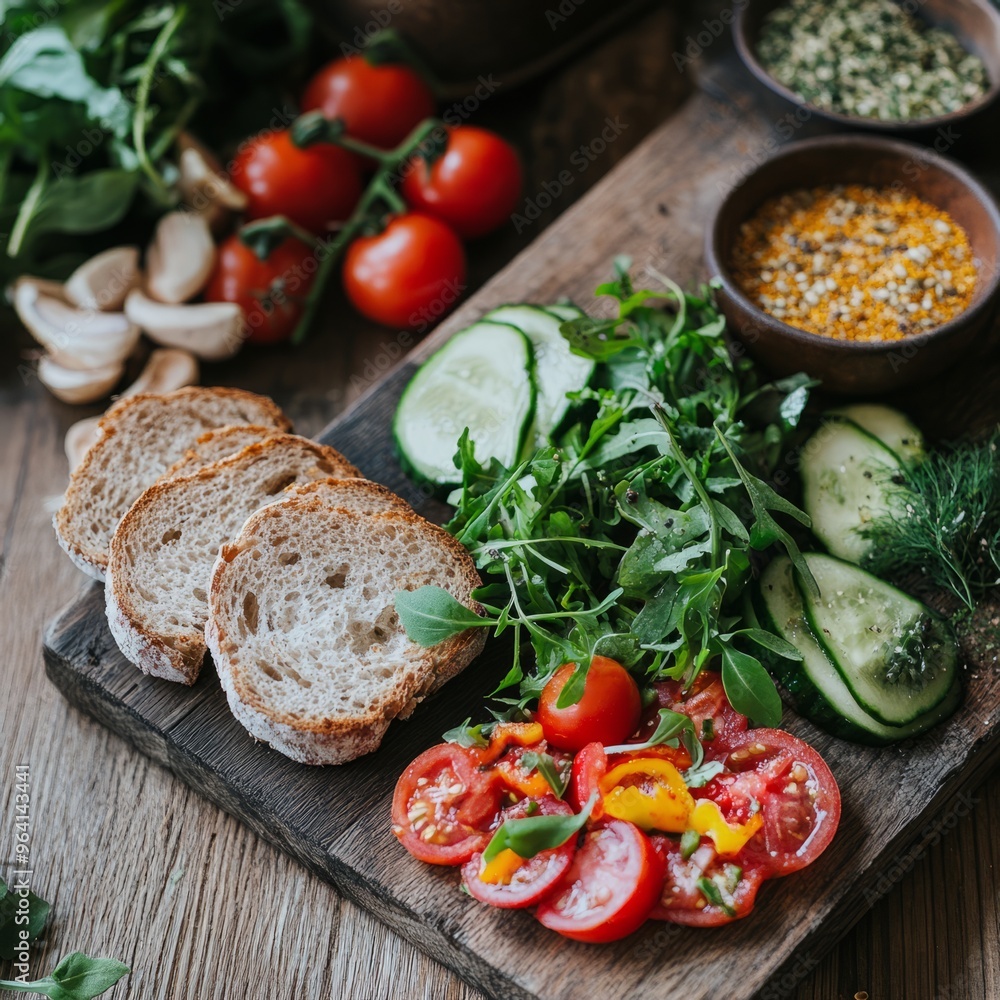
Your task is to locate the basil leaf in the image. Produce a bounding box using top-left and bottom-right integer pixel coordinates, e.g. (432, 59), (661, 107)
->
(442, 718), (494, 749)
(48, 952), (130, 999)
(395, 587), (490, 647)
(520, 751), (569, 799)
(696, 876), (736, 918)
(721, 646), (783, 728)
(482, 793), (596, 863)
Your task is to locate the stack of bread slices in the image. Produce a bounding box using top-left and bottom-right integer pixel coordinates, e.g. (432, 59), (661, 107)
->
(54, 387), (485, 764)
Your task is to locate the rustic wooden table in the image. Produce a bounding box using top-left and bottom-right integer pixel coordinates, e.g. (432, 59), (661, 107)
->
(2, 5), (998, 998)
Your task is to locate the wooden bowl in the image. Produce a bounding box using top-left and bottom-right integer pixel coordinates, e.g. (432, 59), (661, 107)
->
(705, 135), (1000, 395)
(734, 0), (1000, 137)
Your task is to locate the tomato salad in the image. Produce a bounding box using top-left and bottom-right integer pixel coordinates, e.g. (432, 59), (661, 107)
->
(393, 664), (840, 942)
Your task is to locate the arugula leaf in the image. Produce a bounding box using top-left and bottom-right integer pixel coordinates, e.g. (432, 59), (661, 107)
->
(520, 751), (569, 799)
(682, 759), (725, 788)
(604, 708), (702, 767)
(482, 794), (596, 863)
(720, 645), (783, 727)
(442, 718), (494, 749)
(394, 587), (490, 647)
(726, 627), (803, 661)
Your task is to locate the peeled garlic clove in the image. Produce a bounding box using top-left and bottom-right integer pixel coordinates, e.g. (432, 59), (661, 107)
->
(38, 356), (124, 404)
(64, 247), (140, 311)
(64, 348), (200, 468)
(124, 289), (243, 361)
(178, 140), (247, 211)
(14, 279), (140, 371)
(145, 212), (217, 305)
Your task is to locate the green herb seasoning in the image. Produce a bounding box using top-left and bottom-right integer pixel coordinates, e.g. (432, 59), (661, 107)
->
(757, 0), (989, 121)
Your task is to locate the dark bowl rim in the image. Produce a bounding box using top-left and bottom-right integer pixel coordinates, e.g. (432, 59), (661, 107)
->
(706, 133), (1000, 356)
(733, 0), (1000, 133)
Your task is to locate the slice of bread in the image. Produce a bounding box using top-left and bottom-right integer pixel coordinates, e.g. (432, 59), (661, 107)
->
(280, 476), (413, 516)
(55, 387), (291, 580)
(205, 497), (486, 764)
(163, 425), (281, 478)
(105, 435), (362, 685)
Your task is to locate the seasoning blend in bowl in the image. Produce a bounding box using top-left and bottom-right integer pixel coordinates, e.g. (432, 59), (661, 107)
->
(757, 0), (989, 122)
(730, 185), (977, 342)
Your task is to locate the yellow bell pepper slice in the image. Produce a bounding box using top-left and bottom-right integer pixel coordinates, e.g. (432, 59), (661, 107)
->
(599, 758), (695, 833)
(689, 799), (763, 856)
(478, 848), (525, 885)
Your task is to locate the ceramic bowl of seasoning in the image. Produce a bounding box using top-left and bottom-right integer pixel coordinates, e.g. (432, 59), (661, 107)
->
(734, 0), (1000, 137)
(706, 134), (1000, 395)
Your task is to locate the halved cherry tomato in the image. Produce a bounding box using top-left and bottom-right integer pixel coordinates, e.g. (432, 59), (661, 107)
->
(204, 235), (316, 344)
(636, 671), (748, 750)
(301, 57), (436, 151)
(703, 729), (841, 877)
(536, 819), (664, 943)
(567, 741), (607, 815)
(342, 212), (466, 328)
(537, 656), (642, 753)
(461, 797), (575, 909)
(392, 744), (502, 865)
(400, 126), (522, 238)
(649, 837), (766, 927)
(230, 130), (363, 234)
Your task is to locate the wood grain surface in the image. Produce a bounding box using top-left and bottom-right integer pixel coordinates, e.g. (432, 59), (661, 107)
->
(4, 5), (1000, 999)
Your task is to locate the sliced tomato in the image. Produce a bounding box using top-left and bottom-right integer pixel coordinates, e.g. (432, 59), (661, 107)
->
(535, 819), (664, 943)
(649, 836), (765, 927)
(637, 671), (748, 750)
(461, 797), (575, 909)
(567, 741), (607, 815)
(706, 729), (841, 877)
(392, 743), (502, 865)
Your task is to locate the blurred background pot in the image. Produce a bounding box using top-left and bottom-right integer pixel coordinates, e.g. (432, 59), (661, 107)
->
(309, 0), (655, 96)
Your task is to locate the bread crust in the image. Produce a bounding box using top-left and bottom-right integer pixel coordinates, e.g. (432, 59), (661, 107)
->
(106, 436), (362, 684)
(55, 387), (292, 579)
(206, 497), (486, 765)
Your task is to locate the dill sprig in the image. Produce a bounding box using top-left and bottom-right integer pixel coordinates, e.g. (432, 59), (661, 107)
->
(863, 428), (1000, 610)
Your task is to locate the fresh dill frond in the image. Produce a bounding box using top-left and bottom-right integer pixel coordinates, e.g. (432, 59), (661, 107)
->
(863, 428), (1000, 610)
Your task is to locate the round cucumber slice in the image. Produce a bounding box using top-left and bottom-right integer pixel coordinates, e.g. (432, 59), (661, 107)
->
(393, 321), (535, 487)
(827, 404), (926, 467)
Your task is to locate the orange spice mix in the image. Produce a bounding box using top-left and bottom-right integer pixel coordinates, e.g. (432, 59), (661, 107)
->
(730, 184), (977, 342)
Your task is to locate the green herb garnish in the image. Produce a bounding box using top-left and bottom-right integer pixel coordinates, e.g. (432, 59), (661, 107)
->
(482, 793), (596, 864)
(519, 751), (570, 799)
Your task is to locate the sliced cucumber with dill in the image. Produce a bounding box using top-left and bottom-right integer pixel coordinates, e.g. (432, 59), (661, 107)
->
(827, 404), (926, 467)
(754, 556), (960, 745)
(393, 321), (535, 487)
(801, 418), (905, 563)
(797, 552), (958, 727)
(484, 304), (595, 446)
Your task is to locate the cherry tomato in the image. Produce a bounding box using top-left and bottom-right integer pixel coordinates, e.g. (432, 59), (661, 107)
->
(204, 236), (316, 345)
(635, 672), (748, 750)
(392, 743), (502, 865)
(648, 836), (766, 927)
(567, 742), (608, 814)
(702, 729), (841, 877)
(535, 819), (664, 943)
(342, 212), (466, 328)
(537, 656), (642, 753)
(230, 130), (363, 234)
(301, 56), (435, 150)
(400, 126), (522, 238)
(461, 797), (575, 909)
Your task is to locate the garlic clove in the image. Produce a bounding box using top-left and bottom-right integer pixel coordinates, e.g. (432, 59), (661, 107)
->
(38, 356), (124, 404)
(64, 246), (140, 311)
(124, 289), (243, 361)
(14, 279), (141, 371)
(145, 211), (217, 305)
(64, 348), (200, 468)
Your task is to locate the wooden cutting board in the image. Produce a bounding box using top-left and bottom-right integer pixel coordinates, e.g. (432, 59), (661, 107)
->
(43, 59), (1000, 1000)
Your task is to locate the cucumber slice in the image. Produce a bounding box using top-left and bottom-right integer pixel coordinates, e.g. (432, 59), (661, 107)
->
(484, 304), (595, 446)
(827, 404), (926, 466)
(797, 552), (958, 726)
(393, 321), (535, 486)
(801, 418), (903, 562)
(755, 557), (959, 744)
